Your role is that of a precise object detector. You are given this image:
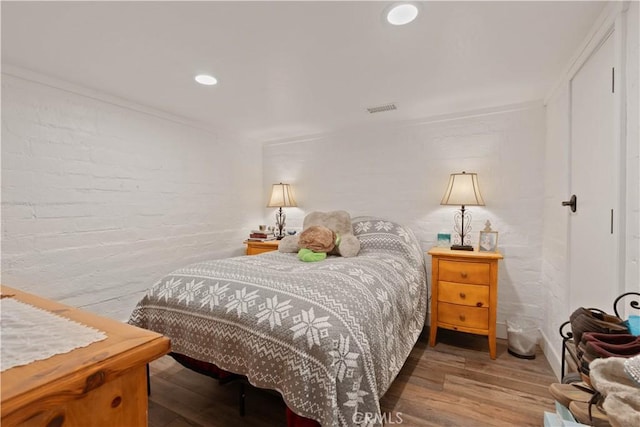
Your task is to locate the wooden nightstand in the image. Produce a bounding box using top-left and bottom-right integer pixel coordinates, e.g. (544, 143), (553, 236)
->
(428, 247), (503, 359)
(244, 239), (280, 255)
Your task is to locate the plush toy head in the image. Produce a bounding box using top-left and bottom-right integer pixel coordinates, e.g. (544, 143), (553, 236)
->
(298, 225), (336, 253)
(279, 210), (360, 257)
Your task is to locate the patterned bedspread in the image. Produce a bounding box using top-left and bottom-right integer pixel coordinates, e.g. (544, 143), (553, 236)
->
(129, 217), (427, 426)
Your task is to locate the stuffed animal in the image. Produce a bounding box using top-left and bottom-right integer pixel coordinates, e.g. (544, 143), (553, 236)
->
(279, 210), (360, 258)
(296, 225), (336, 262)
(299, 225), (336, 252)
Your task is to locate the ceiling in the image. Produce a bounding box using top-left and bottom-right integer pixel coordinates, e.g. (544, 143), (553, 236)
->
(2, 1), (606, 143)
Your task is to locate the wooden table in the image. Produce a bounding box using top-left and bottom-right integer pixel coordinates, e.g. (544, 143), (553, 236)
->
(0, 285), (170, 427)
(428, 247), (503, 359)
(244, 239), (280, 255)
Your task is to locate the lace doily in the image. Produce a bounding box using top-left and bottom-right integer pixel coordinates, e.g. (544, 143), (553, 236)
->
(1, 297), (107, 372)
(625, 354), (640, 386)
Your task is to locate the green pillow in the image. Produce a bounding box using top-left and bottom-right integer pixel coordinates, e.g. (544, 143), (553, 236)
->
(297, 248), (327, 262)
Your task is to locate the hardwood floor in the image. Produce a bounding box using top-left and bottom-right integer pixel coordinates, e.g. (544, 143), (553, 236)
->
(148, 329), (557, 427)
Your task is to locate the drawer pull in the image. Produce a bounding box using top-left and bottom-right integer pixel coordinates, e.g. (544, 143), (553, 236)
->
(459, 292), (466, 299)
(476, 302), (483, 307)
(460, 272), (468, 278)
(459, 314), (466, 322)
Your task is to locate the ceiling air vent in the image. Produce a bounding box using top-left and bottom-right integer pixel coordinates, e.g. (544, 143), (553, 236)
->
(367, 103), (397, 114)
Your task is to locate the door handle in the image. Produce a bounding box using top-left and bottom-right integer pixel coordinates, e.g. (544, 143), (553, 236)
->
(562, 195), (577, 212)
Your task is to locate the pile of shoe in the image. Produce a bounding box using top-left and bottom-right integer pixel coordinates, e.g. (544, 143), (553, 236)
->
(569, 307), (637, 383)
(569, 307), (629, 345)
(578, 332), (640, 382)
(548, 306), (639, 426)
(549, 355), (640, 427)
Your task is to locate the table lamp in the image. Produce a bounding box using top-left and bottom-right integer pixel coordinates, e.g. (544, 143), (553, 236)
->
(267, 183), (297, 240)
(440, 171), (485, 251)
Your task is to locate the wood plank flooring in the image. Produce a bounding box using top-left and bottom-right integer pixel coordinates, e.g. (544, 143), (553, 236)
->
(148, 329), (557, 426)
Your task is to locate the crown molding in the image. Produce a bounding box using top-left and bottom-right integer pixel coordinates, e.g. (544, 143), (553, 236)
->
(1, 64), (226, 137)
(263, 99), (544, 147)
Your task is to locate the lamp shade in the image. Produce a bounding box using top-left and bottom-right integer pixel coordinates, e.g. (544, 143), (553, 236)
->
(440, 172), (485, 206)
(267, 183), (297, 208)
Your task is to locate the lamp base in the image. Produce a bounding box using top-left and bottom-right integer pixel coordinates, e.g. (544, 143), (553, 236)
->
(451, 244), (474, 251)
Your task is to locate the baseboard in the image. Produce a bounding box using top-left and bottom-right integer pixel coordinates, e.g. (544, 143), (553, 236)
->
(539, 328), (562, 381)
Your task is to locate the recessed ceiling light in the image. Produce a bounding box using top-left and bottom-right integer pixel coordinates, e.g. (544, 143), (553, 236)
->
(195, 74), (218, 86)
(386, 3), (419, 26)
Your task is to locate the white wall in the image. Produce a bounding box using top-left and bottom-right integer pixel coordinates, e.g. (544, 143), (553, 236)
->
(1, 73), (262, 320)
(541, 2), (639, 378)
(1, 5), (634, 377)
(263, 103), (546, 338)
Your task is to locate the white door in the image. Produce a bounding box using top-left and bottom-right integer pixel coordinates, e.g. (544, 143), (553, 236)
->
(568, 32), (620, 310)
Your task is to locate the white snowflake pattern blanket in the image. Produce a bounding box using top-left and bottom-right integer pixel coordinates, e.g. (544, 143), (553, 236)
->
(129, 217), (427, 426)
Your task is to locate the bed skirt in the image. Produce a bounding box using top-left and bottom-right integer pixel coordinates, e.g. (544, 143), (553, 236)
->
(169, 352), (321, 427)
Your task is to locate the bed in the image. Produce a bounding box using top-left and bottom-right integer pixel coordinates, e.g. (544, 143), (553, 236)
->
(129, 216), (427, 426)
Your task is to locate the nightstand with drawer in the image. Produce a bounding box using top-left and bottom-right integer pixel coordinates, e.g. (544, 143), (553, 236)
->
(244, 239), (279, 255)
(428, 247), (503, 359)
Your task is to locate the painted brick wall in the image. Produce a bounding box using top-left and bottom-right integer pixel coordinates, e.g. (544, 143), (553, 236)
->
(1, 74), (262, 320)
(540, 81), (571, 377)
(263, 103), (546, 338)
